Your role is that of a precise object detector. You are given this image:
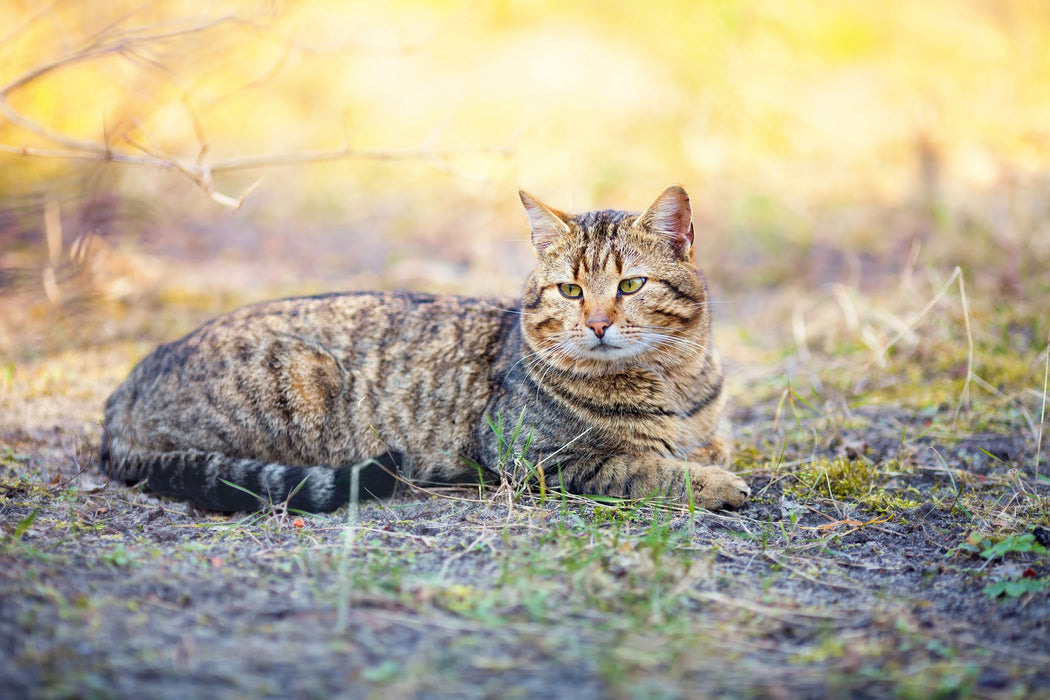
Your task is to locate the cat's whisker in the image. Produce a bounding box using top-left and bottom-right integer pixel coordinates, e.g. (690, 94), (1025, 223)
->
(478, 301), (525, 316)
(635, 328), (710, 354)
(535, 344), (575, 385)
(508, 347), (547, 377)
(648, 334), (708, 352)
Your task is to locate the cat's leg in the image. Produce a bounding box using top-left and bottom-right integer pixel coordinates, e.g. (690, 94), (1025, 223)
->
(553, 454), (749, 510)
(686, 434), (732, 467)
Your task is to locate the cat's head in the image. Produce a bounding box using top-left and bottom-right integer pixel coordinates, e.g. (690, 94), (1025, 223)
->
(519, 185), (711, 372)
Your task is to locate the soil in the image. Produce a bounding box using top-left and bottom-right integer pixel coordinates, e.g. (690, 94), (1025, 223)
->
(2, 356), (1048, 699)
(0, 242), (1048, 699)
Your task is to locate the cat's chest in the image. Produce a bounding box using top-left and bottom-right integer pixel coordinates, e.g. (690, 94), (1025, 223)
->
(544, 369), (701, 430)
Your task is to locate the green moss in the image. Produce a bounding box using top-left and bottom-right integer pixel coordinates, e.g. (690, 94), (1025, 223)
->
(731, 443), (768, 472)
(786, 457), (920, 514)
(860, 491), (922, 515)
(859, 371), (962, 410)
(788, 457), (879, 501)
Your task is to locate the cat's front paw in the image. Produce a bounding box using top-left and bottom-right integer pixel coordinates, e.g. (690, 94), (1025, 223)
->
(687, 466), (750, 511)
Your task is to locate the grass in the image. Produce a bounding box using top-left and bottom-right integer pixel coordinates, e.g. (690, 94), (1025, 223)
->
(2, 256), (1047, 695)
(3, 422), (1048, 697)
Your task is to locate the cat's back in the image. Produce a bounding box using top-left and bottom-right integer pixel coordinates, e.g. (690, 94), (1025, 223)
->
(104, 291), (520, 475)
(123, 290), (517, 376)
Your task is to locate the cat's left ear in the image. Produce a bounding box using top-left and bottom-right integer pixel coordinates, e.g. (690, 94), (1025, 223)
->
(520, 190), (571, 254)
(634, 185), (694, 258)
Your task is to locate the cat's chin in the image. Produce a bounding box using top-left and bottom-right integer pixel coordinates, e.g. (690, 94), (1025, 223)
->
(568, 339), (649, 363)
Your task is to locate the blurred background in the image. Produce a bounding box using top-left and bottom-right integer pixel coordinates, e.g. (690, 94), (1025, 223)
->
(1, 0), (1048, 407)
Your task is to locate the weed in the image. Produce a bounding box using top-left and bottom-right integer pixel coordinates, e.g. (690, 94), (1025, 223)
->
(951, 531), (1050, 599)
(983, 577), (1048, 599)
(9, 507), (41, 542)
(98, 543), (138, 568)
(361, 660), (401, 684)
(973, 532), (1049, 560)
(784, 456), (924, 517)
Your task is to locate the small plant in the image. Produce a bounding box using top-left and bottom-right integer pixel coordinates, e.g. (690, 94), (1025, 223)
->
(484, 410), (545, 500)
(953, 532), (1049, 600)
(99, 543), (137, 568)
(983, 575), (1047, 599)
(975, 533), (1048, 560)
(953, 531), (1048, 560)
(9, 507), (41, 542)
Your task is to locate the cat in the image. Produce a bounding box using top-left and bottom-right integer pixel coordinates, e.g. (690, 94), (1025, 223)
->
(99, 186), (750, 513)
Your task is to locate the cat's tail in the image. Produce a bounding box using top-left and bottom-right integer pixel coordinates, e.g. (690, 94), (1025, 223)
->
(99, 434), (399, 513)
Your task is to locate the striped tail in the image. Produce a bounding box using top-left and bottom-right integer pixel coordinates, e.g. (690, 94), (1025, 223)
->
(100, 437), (399, 513)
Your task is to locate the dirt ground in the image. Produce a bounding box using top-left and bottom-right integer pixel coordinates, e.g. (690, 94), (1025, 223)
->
(1, 235), (1048, 699)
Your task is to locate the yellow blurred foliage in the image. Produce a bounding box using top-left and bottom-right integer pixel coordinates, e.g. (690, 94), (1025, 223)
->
(2, 1), (1049, 395)
(1, 0), (1049, 214)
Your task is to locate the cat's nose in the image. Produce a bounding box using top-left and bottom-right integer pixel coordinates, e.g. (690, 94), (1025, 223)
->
(586, 319), (611, 338)
(585, 308), (612, 338)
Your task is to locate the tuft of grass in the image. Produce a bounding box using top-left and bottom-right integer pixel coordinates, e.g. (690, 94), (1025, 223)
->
(1, 507), (43, 559)
(98, 543), (140, 568)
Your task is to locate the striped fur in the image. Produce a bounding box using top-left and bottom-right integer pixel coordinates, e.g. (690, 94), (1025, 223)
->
(100, 186), (749, 512)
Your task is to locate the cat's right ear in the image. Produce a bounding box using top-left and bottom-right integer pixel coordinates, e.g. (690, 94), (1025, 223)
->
(634, 185), (694, 258)
(520, 190), (571, 254)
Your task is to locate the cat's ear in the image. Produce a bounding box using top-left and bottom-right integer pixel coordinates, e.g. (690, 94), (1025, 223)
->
(520, 190), (571, 254)
(634, 185), (694, 257)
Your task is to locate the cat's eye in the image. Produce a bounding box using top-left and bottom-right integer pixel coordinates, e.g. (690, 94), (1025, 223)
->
(558, 283), (583, 299)
(618, 277), (646, 295)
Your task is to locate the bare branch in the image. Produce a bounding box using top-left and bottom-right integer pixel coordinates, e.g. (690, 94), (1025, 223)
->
(0, 11), (512, 209)
(0, 2), (58, 48)
(0, 13), (242, 155)
(205, 143), (512, 173)
(0, 16), (239, 95)
(0, 144), (159, 167)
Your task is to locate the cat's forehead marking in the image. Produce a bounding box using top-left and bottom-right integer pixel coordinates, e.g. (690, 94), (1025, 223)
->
(568, 209), (640, 280)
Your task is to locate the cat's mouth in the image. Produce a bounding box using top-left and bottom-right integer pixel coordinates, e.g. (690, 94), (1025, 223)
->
(579, 337), (646, 362)
(591, 341), (621, 352)
(558, 326), (649, 362)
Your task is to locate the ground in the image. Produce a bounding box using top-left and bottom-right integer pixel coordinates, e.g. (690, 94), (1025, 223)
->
(2, 2), (1050, 697)
(1, 235), (1048, 700)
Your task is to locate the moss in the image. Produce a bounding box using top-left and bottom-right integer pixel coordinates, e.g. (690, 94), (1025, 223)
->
(785, 456), (921, 515)
(859, 371), (963, 411)
(860, 491), (922, 515)
(731, 443), (768, 472)
(788, 457), (879, 501)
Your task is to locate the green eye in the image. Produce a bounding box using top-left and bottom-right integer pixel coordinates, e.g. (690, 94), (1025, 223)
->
(618, 277), (646, 294)
(558, 283), (583, 299)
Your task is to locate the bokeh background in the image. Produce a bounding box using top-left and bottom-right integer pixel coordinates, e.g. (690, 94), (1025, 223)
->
(2, 0), (1048, 404)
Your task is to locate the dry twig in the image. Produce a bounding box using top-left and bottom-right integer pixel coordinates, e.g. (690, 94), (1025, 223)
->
(0, 12), (511, 210)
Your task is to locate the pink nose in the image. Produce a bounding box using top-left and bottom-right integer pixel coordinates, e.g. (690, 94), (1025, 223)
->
(587, 318), (611, 338)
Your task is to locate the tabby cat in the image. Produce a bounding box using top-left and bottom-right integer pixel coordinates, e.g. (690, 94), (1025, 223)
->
(99, 186), (750, 513)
